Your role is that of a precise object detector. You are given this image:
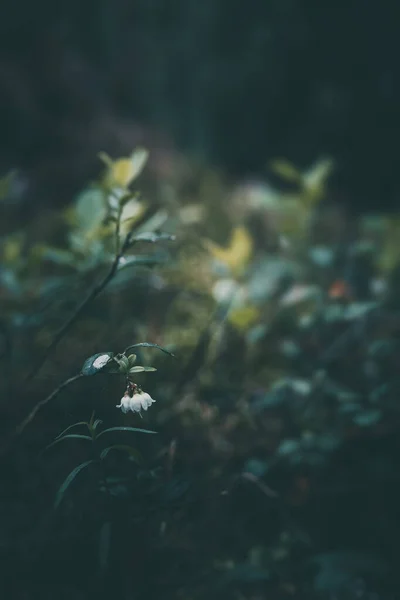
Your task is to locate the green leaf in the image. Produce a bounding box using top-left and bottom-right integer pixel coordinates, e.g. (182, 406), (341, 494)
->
(127, 364), (158, 374)
(97, 426), (157, 438)
(116, 355), (130, 372)
(100, 444), (143, 463)
(127, 354), (137, 366)
(46, 434), (93, 451)
(353, 409), (382, 427)
(124, 342), (175, 357)
(129, 365), (146, 373)
(74, 187), (107, 233)
(55, 460), (96, 508)
(55, 421), (88, 439)
(117, 255), (168, 270)
(119, 191), (140, 207)
(102, 359), (122, 374)
(128, 365), (157, 374)
(89, 410), (96, 427)
(130, 231), (176, 244)
(81, 352), (114, 376)
(92, 419), (103, 431)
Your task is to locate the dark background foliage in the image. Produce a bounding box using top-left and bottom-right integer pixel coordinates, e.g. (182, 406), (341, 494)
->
(1, 0), (400, 210)
(1, 2), (400, 600)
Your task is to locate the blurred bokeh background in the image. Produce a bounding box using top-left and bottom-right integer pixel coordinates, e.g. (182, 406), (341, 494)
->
(1, 2), (400, 600)
(1, 0), (400, 210)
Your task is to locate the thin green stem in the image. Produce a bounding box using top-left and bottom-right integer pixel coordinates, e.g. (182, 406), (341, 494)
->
(24, 212), (128, 384)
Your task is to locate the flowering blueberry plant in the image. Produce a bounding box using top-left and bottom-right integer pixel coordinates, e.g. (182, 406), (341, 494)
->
(80, 341), (174, 417)
(42, 341), (174, 512)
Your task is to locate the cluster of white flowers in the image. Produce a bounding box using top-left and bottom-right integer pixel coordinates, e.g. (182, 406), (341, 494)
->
(116, 391), (155, 415)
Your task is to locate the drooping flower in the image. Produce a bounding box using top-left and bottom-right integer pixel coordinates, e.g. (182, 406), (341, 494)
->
(116, 391), (155, 415)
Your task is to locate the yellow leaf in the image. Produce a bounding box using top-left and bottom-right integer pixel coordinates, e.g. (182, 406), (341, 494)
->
(378, 216), (400, 272)
(100, 148), (149, 190)
(203, 226), (253, 275)
(301, 158), (334, 208)
(2, 236), (22, 263)
(228, 304), (260, 331)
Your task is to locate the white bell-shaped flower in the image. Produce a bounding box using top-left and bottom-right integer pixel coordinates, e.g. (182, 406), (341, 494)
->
(116, 391), (155, 414)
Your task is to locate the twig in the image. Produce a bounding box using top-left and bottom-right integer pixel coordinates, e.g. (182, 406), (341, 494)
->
(24, 217), (132, 384)
(16, 373), (84, 436)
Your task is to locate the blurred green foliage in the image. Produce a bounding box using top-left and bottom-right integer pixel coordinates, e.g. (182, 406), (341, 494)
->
(1, 147), (400, 599)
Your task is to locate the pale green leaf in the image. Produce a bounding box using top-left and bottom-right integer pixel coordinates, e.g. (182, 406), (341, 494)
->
(130, 231), (176, 244)
(55, 460), (96, 508)
(96, 426), (156, 438)
(55, 422), (88, 439)
(46, 434), (92, 452)
(129, 366), (146, 373)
